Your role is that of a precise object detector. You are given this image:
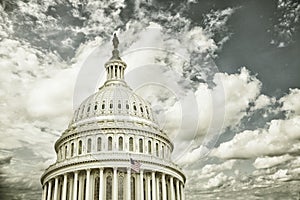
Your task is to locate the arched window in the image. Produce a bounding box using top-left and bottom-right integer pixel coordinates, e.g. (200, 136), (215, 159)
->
(65, 145), (68, 158)
(106, 175), (112, 200)
(148, 141), (151, 154)
(110, 101), (113, 109)
(133, 104), (137, 111)
(118, 137), (123, 151)
(129, 137), (134, 152)
(94, 177), (100, 200)
(159, 181), (163, 200)
(78, 140), (82, 155)
(97, 137), (102, 151)
(118, 174), (124, 200)
(140, 106), (143, 113)
(108, 137), (113, 151)
(71, 143), (74, 157)
(162, 145), (164, 158)
(139, 139), (143, 153)
(156, 143), (159, 157)
(118, 101), (121, 109)
(94, 104), (98, 110)
(102, 101), (105, 110)
(126, 102), (129, 110)
(131, 177), (135, 200)
(87, 138), (92, 153)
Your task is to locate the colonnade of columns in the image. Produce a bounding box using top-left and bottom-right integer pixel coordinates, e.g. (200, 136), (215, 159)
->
(42, 168), (185, 200)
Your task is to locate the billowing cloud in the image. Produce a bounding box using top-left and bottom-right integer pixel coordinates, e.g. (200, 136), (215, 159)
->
(253, 154), (293, 169)
(212, 89), (300, 159)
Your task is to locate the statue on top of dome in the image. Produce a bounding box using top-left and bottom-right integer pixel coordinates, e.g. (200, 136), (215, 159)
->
(113, 33), (119, 49)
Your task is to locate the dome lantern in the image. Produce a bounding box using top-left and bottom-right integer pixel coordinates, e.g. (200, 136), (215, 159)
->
(105, 33), (127, 84)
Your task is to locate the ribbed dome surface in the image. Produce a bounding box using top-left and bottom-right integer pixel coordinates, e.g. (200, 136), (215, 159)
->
(71, 81), (156, 125)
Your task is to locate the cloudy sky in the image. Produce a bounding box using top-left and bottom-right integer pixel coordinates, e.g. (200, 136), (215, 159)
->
(0, 0), (300, 199)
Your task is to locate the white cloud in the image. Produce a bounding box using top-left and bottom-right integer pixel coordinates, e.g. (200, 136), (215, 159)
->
(251, 94), (276, 111)
(204, 172), (231, 189)
(280, 88), (300, 115)
(253, 154), (293, 169)
(212, 116), (300, 159)
(215, 67), (261, 129)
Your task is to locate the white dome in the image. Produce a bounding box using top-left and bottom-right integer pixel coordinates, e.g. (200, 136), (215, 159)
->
(70, 81), (156, 126)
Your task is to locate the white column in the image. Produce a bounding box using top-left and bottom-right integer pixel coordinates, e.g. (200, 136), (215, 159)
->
(151, 172), (156, 200)
(176, 180), (180, 200)
(147, 175), (151, 200)
(47, 180), (52, 200)
(73, 171), (78, 200)
(99, 168), (104, 200)
(62, 174), (68, 200)
(180, 182), (185, 200)
(126, 168), (131, 200)
(162, 174), (167, 200)
(140, 170), (144, 200)
(42, 183), (47, 200)
(113, 167), (118, 200)
(170, 177), (175, 200)
(86, 169), (91, 200)
(53, 177), (59, 200)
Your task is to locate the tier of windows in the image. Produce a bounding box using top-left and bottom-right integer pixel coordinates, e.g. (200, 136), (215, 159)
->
(73, 99), (153, 122)
(57, 135), (171, 161)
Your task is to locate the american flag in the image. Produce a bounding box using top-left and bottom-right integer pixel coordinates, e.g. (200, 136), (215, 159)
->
(130, 158), (141, 173)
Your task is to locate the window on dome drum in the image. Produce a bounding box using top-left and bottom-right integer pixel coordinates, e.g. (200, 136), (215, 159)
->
(162, 145), (164, 158)
(118, 102), (121, 109)
(83, 178), (86, 199)
(118, 137), (123, 151)
(133, 104), (137, 111)
(118, 174), (124, 200)
(87, 138), (92, 153)
(126, 102), (129, 110)
(159, 181), (163, 199)
(131, 177), (135, 200)
(106, 175), (112, 200)
(139, 139), (143, 153)
(94, 177), (100, 200)
(129, 137), (134, 152)
(71, 143), (74, 157)
(166, 183), (169, 200)
(148, 141), (151, 154)
(110, 101), (113, 109)
(65, 146), (68, 158)
(108, 137), (113, 151)
(78, 140), (82, 155)
(87, 106), (90, 112)
(140, 106), (143, 113)
(94, 104), (97, 110)
(156, 143), (159, 157)
(97, 137), (102, 151)
(102, 102), (105, 109)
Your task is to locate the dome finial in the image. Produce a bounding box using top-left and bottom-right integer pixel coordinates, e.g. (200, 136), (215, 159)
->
(111, 33), (121, 60)
(113, 33), (119, 49)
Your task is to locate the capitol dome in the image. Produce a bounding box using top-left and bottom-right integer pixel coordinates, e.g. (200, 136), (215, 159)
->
(41, 34), (186, 200)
